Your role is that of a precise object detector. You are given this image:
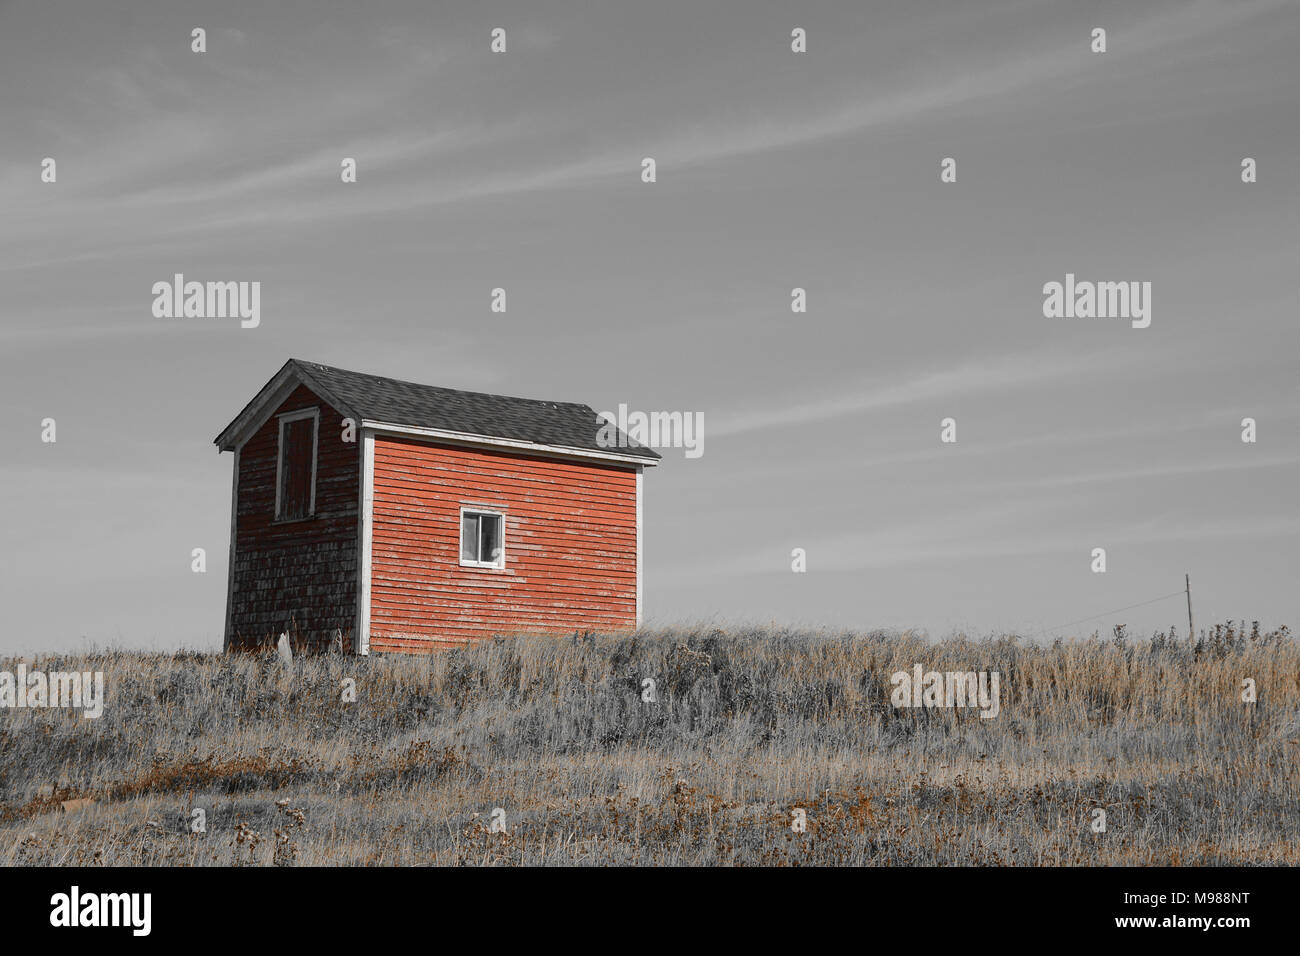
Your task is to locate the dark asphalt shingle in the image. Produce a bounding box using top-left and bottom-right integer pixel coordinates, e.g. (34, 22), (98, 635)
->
(291, 359), (660, 460)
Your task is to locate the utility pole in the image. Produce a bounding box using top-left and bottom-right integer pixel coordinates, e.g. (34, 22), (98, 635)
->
(1185, 573), (1195, 641)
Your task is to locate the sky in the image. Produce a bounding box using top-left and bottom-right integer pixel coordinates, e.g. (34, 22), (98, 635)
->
(1, 0), (1297, 653)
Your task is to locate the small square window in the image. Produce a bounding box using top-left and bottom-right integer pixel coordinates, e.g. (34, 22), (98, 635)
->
(460, 509), (504, 568)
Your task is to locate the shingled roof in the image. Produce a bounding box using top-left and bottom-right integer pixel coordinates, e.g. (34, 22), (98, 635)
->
(214, 359), (661, 463)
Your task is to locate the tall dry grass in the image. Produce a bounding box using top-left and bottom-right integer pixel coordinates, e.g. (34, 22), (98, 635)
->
(1, 623), (1296, 865)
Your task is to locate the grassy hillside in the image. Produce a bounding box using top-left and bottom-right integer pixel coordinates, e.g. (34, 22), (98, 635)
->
(2, 625), (1297, 865)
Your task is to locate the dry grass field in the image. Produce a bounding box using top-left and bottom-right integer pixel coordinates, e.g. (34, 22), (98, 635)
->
(1, 624), (1297, 866)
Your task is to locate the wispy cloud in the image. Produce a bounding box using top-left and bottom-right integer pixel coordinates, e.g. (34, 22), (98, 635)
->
(5, 0), (1284, 265)
(986, 454), (1300, 491)
(709, 346), (1155, 438)
(657, 507), (1300, 586)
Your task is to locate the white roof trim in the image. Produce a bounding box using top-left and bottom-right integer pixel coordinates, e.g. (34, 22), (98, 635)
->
(214, 362), (357, 452)
(362, 420), (660, 468)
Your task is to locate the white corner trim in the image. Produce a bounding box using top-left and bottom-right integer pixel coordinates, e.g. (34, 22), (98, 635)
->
(356, 428), (374, 655)
(361, 420), (659, 468)
(223, 447), (240, 651)
(275, 407), (320, 519)
(635, 464), (644, 627)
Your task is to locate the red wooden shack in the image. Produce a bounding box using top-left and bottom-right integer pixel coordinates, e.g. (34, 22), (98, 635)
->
(213, 359), (659, 653)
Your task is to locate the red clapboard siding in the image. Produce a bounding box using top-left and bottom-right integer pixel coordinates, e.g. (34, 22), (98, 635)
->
(369, 435), (637, 651)
(228, 384), (359, 652)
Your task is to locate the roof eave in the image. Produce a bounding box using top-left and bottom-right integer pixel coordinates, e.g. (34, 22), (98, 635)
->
(361, 419), (661, 467)
(213, 359), (359, 452)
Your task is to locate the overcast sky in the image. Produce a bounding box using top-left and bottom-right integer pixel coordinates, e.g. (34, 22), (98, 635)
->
(2, 0), (1297, 653)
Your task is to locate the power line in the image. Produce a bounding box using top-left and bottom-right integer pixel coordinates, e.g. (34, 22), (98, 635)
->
(1046, 588), (1188, 634)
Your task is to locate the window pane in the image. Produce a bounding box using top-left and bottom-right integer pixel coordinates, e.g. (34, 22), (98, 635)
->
(461, 514), (479, 561)
(279, 418), (314, 519)
(481, 514), (502, 564)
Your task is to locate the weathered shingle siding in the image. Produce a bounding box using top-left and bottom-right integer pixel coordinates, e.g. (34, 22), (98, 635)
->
(369, 435), (637, 651)
(227, 384), (359, 652)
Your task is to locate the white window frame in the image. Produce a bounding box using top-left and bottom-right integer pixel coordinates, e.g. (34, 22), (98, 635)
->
(459, 506), (506, 569)
(275, 407), (320, 521)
